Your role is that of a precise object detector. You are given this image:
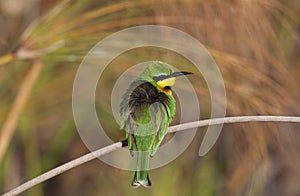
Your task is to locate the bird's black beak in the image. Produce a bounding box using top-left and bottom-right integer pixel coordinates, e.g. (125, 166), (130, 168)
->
(170, 71), (193, 78)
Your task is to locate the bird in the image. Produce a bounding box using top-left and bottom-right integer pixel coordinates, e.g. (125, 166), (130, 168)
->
(120, 61), (192, 188)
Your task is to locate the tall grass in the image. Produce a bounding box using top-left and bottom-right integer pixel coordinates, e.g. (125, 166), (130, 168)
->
(1, 0), (300, 195)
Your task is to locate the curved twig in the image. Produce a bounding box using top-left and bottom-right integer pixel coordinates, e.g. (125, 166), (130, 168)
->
(167, 115), (300, 132)
(2, 116), (300, 196)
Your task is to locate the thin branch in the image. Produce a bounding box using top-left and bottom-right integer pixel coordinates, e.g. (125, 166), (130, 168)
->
(167, 116), (300, 133)
(2, 142), (123, 196)
(0, 60), (43, 164)
(3, 115), (300, 196)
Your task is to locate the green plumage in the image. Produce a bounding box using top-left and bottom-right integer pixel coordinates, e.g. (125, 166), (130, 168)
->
(120, 61), (190, 187)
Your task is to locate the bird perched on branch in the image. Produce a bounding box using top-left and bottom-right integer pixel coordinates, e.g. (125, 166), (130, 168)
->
(120, 61), (192, 187)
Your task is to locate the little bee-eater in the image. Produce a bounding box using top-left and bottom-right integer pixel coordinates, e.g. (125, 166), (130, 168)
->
(120, 61), (192, 187)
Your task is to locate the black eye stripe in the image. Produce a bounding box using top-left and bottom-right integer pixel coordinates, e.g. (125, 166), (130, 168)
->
(153, 71), (192, 82)
(153, 75), (168, 82)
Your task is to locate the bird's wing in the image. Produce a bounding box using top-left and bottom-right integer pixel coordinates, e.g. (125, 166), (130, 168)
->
(120, 80), (172, 156)
(149, 102), (170, 156)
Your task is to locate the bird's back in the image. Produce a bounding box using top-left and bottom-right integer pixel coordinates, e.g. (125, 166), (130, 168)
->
(120, 79), (175, 153)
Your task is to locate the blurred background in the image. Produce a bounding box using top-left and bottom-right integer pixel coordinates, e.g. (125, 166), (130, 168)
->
(1, 0), (300, 195)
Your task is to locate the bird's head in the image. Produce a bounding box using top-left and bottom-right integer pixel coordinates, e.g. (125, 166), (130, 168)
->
(144, 61), (192, 95)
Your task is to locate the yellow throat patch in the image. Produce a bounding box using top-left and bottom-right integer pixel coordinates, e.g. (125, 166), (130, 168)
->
(157, 77), (176, 94)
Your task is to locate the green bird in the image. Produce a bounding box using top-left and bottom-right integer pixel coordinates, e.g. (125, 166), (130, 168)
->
(120, 61), (192, 188)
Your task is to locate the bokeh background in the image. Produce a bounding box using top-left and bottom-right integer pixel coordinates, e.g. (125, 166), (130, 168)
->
(1, 0), (300, 195)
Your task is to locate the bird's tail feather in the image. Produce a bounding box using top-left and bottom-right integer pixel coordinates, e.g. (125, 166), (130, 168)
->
(131, 151), (151, 188)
